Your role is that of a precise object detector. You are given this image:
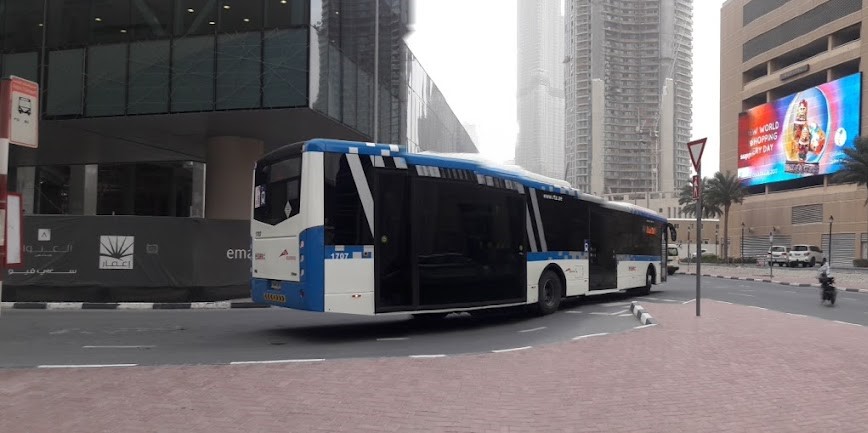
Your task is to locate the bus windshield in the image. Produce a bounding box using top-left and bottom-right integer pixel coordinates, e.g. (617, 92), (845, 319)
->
(253, 155), (302, 226)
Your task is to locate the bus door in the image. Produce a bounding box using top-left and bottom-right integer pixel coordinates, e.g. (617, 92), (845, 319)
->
(589, 206), (617, 290)
(374, 171), (413, 312)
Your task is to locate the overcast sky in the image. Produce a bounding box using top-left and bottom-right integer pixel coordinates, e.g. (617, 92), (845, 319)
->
(405, 0), (726, 174)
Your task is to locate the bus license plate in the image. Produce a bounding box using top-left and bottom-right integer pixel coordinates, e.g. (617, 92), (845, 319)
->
(270, 280), (281, 290)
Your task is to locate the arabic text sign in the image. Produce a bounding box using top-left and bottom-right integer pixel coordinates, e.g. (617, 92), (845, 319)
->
(1, 76), (39, 148)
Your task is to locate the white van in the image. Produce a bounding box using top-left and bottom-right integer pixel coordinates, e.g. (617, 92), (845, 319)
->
(667, 246), (680, 275)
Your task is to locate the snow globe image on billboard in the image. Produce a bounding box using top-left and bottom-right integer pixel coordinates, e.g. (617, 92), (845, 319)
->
(781, 88), (830, 176)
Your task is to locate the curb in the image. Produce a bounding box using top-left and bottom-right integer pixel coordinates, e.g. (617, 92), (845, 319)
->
(0, 301), (270, 310)
(629, 301), (656, 325)
(676, 272), (868, 294)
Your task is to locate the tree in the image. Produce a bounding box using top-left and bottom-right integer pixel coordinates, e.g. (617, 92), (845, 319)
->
(832, 135), (868, 253)
(677, 178), (722, 219)
(705, 171), (747, 260)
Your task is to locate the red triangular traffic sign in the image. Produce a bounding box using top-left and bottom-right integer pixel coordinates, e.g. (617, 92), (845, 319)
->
(687, 138), (707, 171)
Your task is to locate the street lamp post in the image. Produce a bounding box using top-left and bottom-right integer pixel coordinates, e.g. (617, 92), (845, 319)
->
(741, 222), (745, 263)
(828, 215), (834, 266)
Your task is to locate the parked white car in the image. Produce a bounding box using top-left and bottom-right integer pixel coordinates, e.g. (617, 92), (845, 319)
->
(788, 244), (824, 267)
(667, 246), (680, 275)
(768, 246), (790, 266)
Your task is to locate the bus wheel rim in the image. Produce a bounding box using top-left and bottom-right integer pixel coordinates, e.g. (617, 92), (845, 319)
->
(543, 281), (554, 304)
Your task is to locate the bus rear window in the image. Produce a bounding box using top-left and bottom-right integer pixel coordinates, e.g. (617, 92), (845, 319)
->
(254, 156), (302, 225)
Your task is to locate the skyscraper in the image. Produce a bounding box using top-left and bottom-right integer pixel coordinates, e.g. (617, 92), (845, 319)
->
(565, 0), (693, 195)
(515, 0), (565, 180)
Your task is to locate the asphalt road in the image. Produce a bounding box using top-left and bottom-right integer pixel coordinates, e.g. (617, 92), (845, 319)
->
(642, 274), (868, 325)
(0, 294), (648, 369)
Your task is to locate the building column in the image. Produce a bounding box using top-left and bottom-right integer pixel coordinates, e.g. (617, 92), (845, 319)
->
(69, 164), (98, 215)
(204, 136), (264, 220)
(590, 78), (605, 195)
(190, 162), (205, 218)
(15, 166), (36, 214)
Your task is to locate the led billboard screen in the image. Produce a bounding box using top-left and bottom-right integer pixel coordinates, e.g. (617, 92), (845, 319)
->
(737, 72), (862, 186)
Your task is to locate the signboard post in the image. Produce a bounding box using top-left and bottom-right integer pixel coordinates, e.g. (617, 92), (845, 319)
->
(769, 231), (774, 278)
(687, 138), (707, 317)
(0, 76), (39, 312)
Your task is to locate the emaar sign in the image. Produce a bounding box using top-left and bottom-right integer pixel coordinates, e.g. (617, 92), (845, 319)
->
(226, 248), (251, 260)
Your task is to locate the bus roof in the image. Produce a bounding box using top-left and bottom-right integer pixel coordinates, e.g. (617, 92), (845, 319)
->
(303, 138), (667, 224)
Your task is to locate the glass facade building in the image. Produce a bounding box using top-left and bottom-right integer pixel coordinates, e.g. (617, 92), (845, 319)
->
(0, 0), (475, 218)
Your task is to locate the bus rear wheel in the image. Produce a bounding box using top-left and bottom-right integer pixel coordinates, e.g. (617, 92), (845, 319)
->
(535, 270), (562, 315)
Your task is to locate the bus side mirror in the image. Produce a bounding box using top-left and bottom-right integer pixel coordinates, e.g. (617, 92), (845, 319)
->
(668, 224), (677, 242)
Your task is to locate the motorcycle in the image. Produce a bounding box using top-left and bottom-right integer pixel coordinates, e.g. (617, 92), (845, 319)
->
(818, 269), (836, 305)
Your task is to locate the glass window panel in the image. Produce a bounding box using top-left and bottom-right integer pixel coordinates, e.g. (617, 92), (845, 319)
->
(2, 0), (44, 52)
(91, 0), (130, 44)
(130, 0), (171, 41)
(1, 52), (39, 82)
(262, 29), (307, 108)
(171, 35), (214, 112)
(174, 0), (216, 37)
(46, 0), (90, 49)
(46, 49), (84, 115)
(128, 40), (169, 114)
(265, 0), (307, 29)
(86, 44), (127, 116)
(216, 32), (260, 109)
(218, 0), (262, 33)
(35, 166), (71, 215)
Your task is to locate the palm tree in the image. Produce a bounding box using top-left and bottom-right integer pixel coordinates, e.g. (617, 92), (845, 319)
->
(677, 178), (722, 218)
(833, 136), (868, 250)
(705, 171), (747, 260)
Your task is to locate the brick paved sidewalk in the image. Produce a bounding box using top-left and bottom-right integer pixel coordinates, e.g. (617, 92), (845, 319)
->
(3, 302), (868, 433)
(680, 263), (868, 291)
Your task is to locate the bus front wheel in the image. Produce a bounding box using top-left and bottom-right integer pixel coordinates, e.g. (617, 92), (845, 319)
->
(535, 270), (563, 315)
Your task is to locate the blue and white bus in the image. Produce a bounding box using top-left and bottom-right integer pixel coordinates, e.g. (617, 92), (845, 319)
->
(250, 139), (676, 317)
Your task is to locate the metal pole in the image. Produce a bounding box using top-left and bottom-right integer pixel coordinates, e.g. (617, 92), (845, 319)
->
(696, 166), (702, 317)
(769, 232), (774, 279)
(372, 0), (380, 143)
(687, 228), (691, 274)
(741, 224), (744, 263)
(829, 216), (833, 266)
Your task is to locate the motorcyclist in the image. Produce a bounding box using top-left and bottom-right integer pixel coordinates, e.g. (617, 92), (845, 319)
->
(817, 258), (833, 285)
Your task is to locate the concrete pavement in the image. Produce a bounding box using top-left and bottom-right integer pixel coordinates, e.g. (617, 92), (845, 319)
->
(3, 301), (868, 432)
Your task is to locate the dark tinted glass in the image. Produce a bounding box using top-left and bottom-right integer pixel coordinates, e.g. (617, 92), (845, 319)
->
(86, 44), (127, 116)
(743, 0), (791, 26)
(536, 190), (589, 252)
(414, 178), (525, 307)
(128, 40), (170, 114)
(218, 0), (262, 33)
(46, 49), (84, 115)
(253, 155), (302, 225)
(1, 52), (39, 82)
(91, 0), (130, 44)
(262, 29), (308, 107)
(323, 153), (374, 246)
(265, 0), (307, 28)
(47, 0), (90, 49)
(171, 36), (214, 112)
(2, 0), (44, 52)
(174, 0), (216, 37)
(216, 32), (261, 109)
(130, 0), (171, 40)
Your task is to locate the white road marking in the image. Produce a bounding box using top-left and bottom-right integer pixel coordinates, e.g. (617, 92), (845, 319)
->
(376, 337), (409, 341)
(230, 359), (325, 365)
(714, 300), (733, 305)
(565, 310), (583, 314)
(633, 324), (657, 330)
(682, 299), (695, 304)
(518, 326), (546, 333)
(834, 321), (863, 327)
(82, 345), (155, 349)
(643, 297), (662, 301)
(38, 364), (137, 369)
(660, 299), (679, 303)
(618, 313), (634, 317)
(409, 354), (446, 359)
(588, 312), (610, 316)
(572, 332), (609, 341)
(609, 309), (629, 316)
(748, 306), (768, 311)
(786, 313), (807, 318)
(602, 302), (629, 307)
(492, 346), (532, 353)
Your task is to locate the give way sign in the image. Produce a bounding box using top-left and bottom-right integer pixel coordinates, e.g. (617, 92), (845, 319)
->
(687, 138), (707, 172)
